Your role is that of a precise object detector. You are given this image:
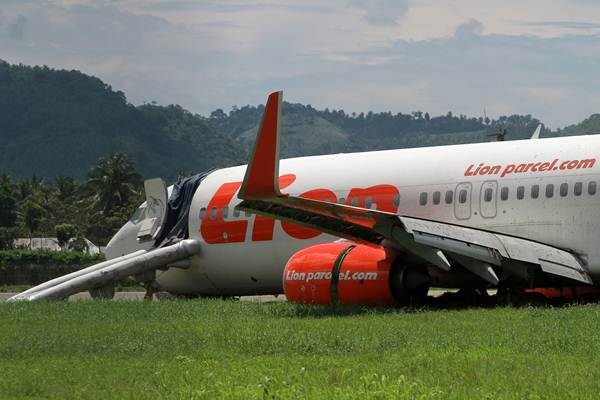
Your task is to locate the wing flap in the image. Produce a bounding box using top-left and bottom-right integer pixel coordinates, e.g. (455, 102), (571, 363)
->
(401, 216), (591, 284)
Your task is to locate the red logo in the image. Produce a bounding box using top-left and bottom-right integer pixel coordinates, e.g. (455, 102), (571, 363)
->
(200, 174), (399, 244)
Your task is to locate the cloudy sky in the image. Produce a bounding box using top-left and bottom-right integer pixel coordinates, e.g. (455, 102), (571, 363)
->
(2, 0), (600, 127)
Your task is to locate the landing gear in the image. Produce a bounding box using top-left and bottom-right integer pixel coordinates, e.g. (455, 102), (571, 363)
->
(389, 264), (430, 304)
(143, 284), (159, 300)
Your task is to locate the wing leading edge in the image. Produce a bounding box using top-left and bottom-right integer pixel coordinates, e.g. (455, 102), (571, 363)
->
(237, 92), (592, 286)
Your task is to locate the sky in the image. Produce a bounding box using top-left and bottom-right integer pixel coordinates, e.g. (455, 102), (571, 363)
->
(2, 0), (600, 128)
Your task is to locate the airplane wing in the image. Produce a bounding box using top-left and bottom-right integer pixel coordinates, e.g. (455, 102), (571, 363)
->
(238, 92), (592, 285)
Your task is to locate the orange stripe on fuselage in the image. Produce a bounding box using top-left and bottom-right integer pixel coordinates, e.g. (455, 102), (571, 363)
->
(201, 176), (399, 244)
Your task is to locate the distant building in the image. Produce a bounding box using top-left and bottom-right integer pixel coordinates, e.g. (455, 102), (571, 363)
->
(13, 237), (102, 255)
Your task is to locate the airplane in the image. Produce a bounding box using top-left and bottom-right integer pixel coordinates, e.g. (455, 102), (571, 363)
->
(8, 92), (600, 305)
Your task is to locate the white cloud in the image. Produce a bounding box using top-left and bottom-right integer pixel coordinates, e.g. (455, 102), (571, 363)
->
(348, 0), (409, 26)
(1, 0), (600, 127)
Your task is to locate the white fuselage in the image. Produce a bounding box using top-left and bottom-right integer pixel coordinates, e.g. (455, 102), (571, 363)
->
(141, 135), (600, 295)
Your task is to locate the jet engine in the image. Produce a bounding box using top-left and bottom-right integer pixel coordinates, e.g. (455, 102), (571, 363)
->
(282, 242), (430, 305)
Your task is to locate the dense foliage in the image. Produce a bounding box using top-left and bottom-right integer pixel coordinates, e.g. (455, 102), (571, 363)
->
(0, 152), (144, 247)
(0, 61), (242, 180)
(0, 248), (103, 285)
(211, 102), (552, 159)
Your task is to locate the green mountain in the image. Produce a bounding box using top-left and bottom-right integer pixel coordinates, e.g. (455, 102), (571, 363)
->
(556, 114), (600, 136)
(0, 62), (243, 180)
(211, 104), (548, 159)
(0, 61), (596, 181)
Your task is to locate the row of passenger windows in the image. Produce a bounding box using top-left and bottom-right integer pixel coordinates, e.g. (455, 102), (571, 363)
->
(200, 194), (402, 221)
(419, 190), (463, 206)
(419, 181), (598, 206)
(200, 181), (598, 218)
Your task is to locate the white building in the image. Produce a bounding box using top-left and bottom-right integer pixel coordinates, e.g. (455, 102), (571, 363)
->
(13, 237), (102, 255)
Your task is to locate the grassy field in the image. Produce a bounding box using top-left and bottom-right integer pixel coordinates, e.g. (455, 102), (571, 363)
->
(2, 300), (600, 399)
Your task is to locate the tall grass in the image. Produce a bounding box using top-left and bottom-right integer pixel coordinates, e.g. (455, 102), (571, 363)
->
(2, 300), (600, 399)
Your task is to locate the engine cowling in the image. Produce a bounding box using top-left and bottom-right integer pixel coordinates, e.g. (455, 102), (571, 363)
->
(283, 242), (429, 306)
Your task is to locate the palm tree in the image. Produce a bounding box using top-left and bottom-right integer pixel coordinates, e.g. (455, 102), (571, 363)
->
(54, 176), (77, 201)
(87, 153), (141, 213)
(17, 175), (43, 201)
(0, 175), (17, 227)
(19, 198), (45, 248)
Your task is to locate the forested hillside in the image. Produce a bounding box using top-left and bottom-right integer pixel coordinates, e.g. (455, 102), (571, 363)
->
(555, 114), (600, 136)
(1, 61), (598, 181)
(211, 103), (551, 159)
(0, 61), (242, 180)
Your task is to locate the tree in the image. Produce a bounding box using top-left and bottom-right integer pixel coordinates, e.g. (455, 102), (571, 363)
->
(0, 175), (17, 227)
(0, 227), (17, 249)
(86, 152), (141, 213)
(55, 223), (78, 248)
(54, 176), (77, 201)
(210, 108), (227, 119)
(19, 198), (45, 247)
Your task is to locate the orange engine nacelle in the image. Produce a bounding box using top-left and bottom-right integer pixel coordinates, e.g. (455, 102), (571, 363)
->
(283, 242), (399, 306)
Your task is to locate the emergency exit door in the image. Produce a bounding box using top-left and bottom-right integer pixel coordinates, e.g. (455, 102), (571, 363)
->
(480, 181), (498, 218)
(454, 182), (472, 220)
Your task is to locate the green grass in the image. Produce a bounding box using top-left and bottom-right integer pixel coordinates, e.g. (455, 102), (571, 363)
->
(2, 301), (600, 399)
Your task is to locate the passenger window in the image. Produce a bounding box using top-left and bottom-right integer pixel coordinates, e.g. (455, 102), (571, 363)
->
(244, 211), (251, 218)
(546, 184), (554, 198)
(433, 191), (441, 205)
(365, 196), (373, 209)
(221, 206), (229, 219)
(500, 187), (508, 201)
(210, 207), (218, 220)
(200, 207), (206, 220)
(419, 192), (428, 206)
(517, 186), (524, 200)
(531, 185), (539, 199)
(459, 190), (467, 204)
(339, 197), (346, 205)
(560, 183), (568, 197)
(484, 188), (493, 202)
(392, 194), (400, 207)
(350, 197), (359, 207)
(574, 182), (582, 196)
(233, 206), (241, 218)
(445, 190), (453, 204)
(589, 181), (597, 195)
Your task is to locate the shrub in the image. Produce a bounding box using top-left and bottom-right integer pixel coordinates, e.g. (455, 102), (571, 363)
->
(0, 227), (18, 249)
(0, 248), (104, 285)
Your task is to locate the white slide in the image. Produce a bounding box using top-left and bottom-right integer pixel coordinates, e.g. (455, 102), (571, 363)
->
(7, 239), (201, 302)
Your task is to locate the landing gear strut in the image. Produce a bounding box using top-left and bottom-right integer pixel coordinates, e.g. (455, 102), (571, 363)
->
(389, 264), (430, 303)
